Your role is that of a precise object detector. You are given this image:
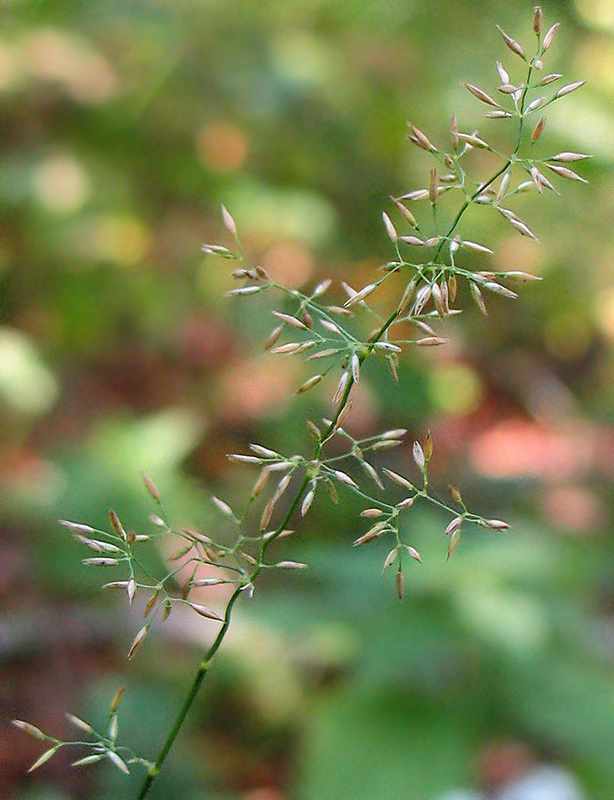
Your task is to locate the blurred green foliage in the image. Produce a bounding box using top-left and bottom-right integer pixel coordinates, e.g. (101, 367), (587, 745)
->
(2, 1), (614, 799)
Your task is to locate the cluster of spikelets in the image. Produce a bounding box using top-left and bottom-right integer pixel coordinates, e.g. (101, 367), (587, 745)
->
(14, 6), (589, 794)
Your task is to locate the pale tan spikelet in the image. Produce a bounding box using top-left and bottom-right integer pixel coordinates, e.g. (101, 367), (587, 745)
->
(359, 460), (384, 489)
(65, 713), (94, 734)
(109, 509), (126, 540)
(221, 205), (237, 236)
(407, 123), (436, 151)
(406, 545), (422, 563)
(396, 496), (416, 509)
(412, 441), (426, 470)
(141, 473), (161, 503)
(301, 487), (315, 517)
(382, 211), (398, 240)
(83, 557), (119, 566)
(503, 271), (542, 282)
(415, 336), (447, 347)
(296, 374), (323, 395)
(265, 326), (283, 351)
(360, 508), (384, 518)
(367, 439), (402, 451)
(344, 282), (378, 307)
(497, 83), (519, 94)
(260, 499), (275, 530)
(107, 751), (130, 775)
(307, 347), (343, 360)
(189, 603), (224, 621)
(293, 340), (317, 354)
(391, 197), (418, 227)
(373, 341), (402, 353)
(450, 114), (459, 149)
(449, 485), (463, 503)
(72, 754), (104, 767)
(447, 529), (461, 560)
(398, 234), (425, 246)
(463, 82), (500, 107)
(226, 286), (263, 297)
(484, 281), (518, 299)
(496, 61), (510, 84)
(462, 240), (493, 254)
(549, 152), (591, 162)
(272, 311), (308, 330)
(525, 96), (546, 113)
(542, 22), (560, 51)
(399, 188), (430, 201)
(59, 520), (95, 534)
(12, 720), (48, 740)
(270, 342), (303, 354)
(544, 163), (588, 183)
(429, 168), (438, 205)
(531, 117), (546, 142)
(485, 110), (512, 119)
(353, 522), (389, 547)
(313, 278), (332, 297)
(272, 472), (293, 504)
(481, 518), (511, 530)
(227, 454), (261, 464)
(28, 748), (59, 772)
(127, 625), (149, 660)
(321, 319), (342, 335)
(539, 72), (562, 85)
(413, 284), (432, 315)
(533, 5), (542, 34)
(382, 468), (413, 490)
(333, 469), (358, 488)
(386, 353), (399, 382)
(274, 560), (308, 569)
(470, 283), (488, 315)
(445, 516), (463, 537)
(212, 496), (234, 517)
(448, 275), (458, 303)
(202, 244), (233, 257)
(396, 569), (404, 601)
(333, 371), (351, 405)
(251, 469), (270, 498)
(458, 132), (490, 150)
(382, 548), (399, 571)
(496, 25), (525, 58)
(555, 80), (585, 98)
(301, 308), (314, 329)
(325, 304), (353, 317)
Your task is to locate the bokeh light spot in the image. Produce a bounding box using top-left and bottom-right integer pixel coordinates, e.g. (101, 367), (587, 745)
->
(541, 485), (604, 534)
(575, 0), (614, 31)
(544, 311), (592, 361)
(197, 121), (248, 173)
(23, 28), (117, 104)
(428, 362), (483, 416)
(0, 327), (60, 415)
(70, 214), (151, 266)
(33, 154), (90, 214)
(261, 239), (315, 288)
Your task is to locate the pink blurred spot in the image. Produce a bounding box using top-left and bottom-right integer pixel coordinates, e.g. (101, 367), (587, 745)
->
(541, 485), (604, 534)
(469, 419), (595, 481)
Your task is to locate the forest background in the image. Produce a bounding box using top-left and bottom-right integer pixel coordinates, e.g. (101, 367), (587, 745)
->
(2, 1), (614, 798)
